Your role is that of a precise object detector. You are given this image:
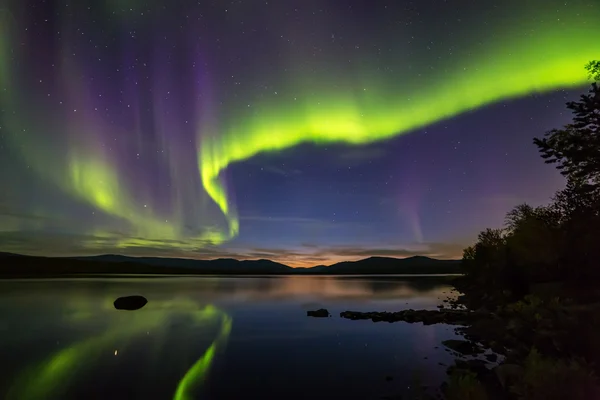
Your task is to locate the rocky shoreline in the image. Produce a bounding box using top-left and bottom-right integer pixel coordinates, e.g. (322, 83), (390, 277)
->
(339, 308), (481, 325)
(307, 299), (521, 399)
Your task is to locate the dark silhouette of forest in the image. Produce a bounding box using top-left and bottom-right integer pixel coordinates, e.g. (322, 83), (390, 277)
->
(444, 61), (600, 399)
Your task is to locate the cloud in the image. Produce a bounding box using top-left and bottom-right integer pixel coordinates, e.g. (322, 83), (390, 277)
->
(239, 215), (356, 232)
(261, 165), (303, 177)
(423, 242), (469, 259)
(333, 248), (425, 257)
(0, 229), (466, 268)
(0, 231), (108, 256)
(239, 215), (366, 230)
(240, 216), (323, 223)
(0, 231), (237, 259)
(299, 242), (467, 263)
(0, 204), (56, 221)
(335, 146), (387, 165)
(237, 242), (467, 267)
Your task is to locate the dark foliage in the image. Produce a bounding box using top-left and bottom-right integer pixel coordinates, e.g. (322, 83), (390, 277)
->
(456, 63), (600, 399)
(533, 82), (600, 187)
(462, 61), (600, 305)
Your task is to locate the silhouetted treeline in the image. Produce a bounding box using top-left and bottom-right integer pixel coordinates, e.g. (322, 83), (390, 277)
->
(448, 61), (600, 400)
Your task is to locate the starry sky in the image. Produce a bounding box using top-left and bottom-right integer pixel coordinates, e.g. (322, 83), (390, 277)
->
(0, 0), (598, 267)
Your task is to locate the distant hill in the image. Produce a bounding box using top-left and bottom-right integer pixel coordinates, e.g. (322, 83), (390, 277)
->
(0, 252), (461, 276)
(302, 256), (461, 275)
(74, 254), (293, 274)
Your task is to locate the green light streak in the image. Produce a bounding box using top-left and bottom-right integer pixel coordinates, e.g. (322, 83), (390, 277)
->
(66, 147), (229, 247)
(0, 2), (599, 248)
(0, 9), (231, 249)
(6, 299), (232, 400)
(199, 17), (600, 236)
(7, 316), (156, 400)
(173, 315), (232, 400)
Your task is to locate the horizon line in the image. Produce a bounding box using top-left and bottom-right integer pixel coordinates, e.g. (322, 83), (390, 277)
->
(0, 251), (462, 269)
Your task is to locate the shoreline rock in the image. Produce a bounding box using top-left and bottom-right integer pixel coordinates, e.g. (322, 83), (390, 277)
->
(307, 308), (330, 317)
(441, 339), (484, 356)
(339, 309), (481, 325)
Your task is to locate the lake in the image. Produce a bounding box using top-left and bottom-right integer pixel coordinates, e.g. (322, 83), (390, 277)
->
(0, 276), (460, 400)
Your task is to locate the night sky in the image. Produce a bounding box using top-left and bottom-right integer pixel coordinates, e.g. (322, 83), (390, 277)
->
(0, 0), (598, 266)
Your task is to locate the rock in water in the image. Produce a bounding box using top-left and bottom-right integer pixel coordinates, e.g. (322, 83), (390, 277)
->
(339, 309), (475, 325)
(307, 308), (330, 317)
(114, 295), (147, 310)
(441, 339), (483, 355)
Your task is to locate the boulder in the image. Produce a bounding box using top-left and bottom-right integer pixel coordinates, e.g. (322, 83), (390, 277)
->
(307, 308), (330, 317)
(442, 339), (484, 356)
(114, 295), (147, 311)
(339, 309), (479, 325)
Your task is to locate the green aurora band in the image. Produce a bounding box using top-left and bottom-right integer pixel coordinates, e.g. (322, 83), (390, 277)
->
(199, 22), (600, 238)
(0, 3), (599, 249)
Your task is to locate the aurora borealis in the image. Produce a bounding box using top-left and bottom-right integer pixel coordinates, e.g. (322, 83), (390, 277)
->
(0, 0), (599, 266)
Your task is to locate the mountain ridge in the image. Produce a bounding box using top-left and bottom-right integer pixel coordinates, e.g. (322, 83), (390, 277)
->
(0, 252), (461, 276)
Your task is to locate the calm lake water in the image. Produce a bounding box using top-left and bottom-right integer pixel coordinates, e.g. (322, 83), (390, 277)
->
(0, 276), (460, 400)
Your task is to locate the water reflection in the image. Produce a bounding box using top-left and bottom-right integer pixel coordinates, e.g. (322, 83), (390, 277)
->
(5, 297), (231, 400)
(0, 276), (455, 400)
(0, 275), (451, 301)
(242, 276), (452, 300)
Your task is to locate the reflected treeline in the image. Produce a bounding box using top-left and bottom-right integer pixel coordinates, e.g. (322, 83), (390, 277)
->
(4, 297), (231, 400)
(198, 275), (453, 300)
(0, 276), (452, 305)
(335, 276), (454, 294)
